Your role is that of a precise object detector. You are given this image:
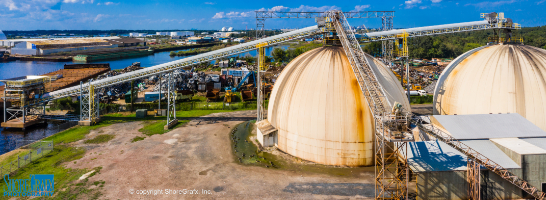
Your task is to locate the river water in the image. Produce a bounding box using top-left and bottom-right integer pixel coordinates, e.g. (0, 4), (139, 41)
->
(0, 45), (287, 155)
(0, 45), (287, 82)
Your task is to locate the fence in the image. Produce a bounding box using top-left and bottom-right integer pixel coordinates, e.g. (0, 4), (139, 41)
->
(0, 141), (54, 179)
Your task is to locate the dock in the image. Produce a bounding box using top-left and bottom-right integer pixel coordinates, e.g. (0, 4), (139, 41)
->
(1, 115), (44, 129)
(43, 64), (110, 92)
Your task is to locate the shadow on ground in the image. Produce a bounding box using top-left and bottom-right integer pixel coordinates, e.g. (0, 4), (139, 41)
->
(283, 182), (374, 197)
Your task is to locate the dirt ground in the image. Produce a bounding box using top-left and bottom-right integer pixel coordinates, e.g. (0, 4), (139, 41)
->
(65, 110), (377, 199)
(411, 104), (433, 116)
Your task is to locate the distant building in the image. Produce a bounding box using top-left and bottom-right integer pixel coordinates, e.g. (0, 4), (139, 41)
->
(233, 38), (245, 43)
(129, 33), (147, 37)
(106, 38), (146, 47)
(156, 32), (169, 36)
(11, 39), (116, 56)
(170, 31), (194, 37)
(201, 32), (208, 35)
(213, 32), (239, 38)
(187, 37), (214, 44)
(228, 27), (234, 31)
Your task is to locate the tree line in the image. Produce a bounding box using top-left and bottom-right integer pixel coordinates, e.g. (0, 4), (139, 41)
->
(362, 25), (546, 59)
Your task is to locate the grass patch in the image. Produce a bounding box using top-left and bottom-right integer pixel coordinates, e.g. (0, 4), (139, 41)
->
(84, 135), (115, 144)
(138, 120), (189, 136)
(131, 136), (146, 143)
(0, 145), (89, 200)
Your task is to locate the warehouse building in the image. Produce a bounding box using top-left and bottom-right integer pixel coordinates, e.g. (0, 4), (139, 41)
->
(186, 37), (214, 44)
(11, 39), (116, 56)
(411, 113), (546, 200)
(106, 38), (146, 47)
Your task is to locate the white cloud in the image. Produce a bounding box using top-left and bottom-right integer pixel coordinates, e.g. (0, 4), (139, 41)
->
(212, 11), (252, 19)
(419, 6), (428, 9)
(212, 12), (224, 19)
(269, 6), (289, 12)
(431, 0), (442, 3)
(538, 0), (546, 4)
(289, 5), (340, 12)
(189, 18), (205, 23)
(204, 2), (215, 5)
(212, 5), (341, 19)
(63, 0), (94, 3)
(405, 0), (422, 8)
(353, 5), (370, 11)
(94, 14), (109, 22)
(104, 2), (115, 5)
(466, 0), (516, 8)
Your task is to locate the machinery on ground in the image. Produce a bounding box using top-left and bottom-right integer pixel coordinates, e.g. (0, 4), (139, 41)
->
(224, 71), (256, 103)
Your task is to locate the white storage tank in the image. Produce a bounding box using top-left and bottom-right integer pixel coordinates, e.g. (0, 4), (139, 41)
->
(434, 44), (546, 131)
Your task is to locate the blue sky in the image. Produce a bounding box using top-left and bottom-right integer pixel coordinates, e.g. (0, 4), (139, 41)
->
(0, 0), (544, 30)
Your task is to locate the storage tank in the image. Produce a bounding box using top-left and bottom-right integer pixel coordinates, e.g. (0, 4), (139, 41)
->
(433, 44), (546, 131)
(228, 27), (234, 31)
(267, 46), (410, 166)
(221, 27), (227, 32)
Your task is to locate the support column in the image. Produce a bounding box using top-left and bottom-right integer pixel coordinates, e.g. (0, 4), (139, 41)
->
(165, 72), (178, 130)
(3, 90), (5, 123)
(256, 43), (267, 122)
(381, 16), (394, 64)
(79, 81), (98, 126)
(158, 73), (162, 115)
(256, 18), (266, 39)
(468, 158), (481, 200)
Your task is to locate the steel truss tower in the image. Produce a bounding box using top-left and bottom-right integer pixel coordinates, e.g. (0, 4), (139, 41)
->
(166, 71), (178, 129)
(1, 77), (48, 129)
(79, 81), (99, 125)
(381, 16), (394, 65)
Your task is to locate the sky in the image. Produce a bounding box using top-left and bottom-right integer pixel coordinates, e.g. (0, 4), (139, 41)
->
(0, 0), (544, 30)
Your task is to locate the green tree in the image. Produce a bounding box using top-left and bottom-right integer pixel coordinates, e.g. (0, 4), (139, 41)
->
(271, 48), (287, 63)
(463, 43), (482, 52)
(244, 55), (255, 64)
(264, 56), (273, 63)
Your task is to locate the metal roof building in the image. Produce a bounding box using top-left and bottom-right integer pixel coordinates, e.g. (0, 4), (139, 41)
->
(411, 113), (546, 200)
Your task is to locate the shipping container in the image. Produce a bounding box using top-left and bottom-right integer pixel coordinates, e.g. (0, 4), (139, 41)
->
(144, 92), (165, 102)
